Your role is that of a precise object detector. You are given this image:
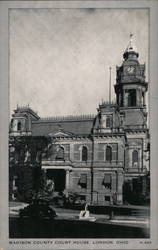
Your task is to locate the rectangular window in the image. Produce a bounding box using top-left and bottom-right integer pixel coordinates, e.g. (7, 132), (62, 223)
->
(79, 174), (87, 189)
(128, 89), (136, 106)
(106, 146), (112, 162)
(103, 174), (111, 189)
(105, 196), (110, 202)
(106, 115), (113, 128)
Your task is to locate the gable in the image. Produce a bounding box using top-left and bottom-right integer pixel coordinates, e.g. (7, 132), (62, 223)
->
(48, 129), (74, 137)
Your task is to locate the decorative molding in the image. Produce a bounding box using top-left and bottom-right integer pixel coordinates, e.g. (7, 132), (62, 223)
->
(38, 114), (96, 122)
(48, 129), (74, 137)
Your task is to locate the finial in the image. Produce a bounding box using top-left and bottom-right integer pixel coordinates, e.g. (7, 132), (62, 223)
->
(129, 32), (134, 48)
(124, 32), (138, 58)
(130, 32), (133, 39)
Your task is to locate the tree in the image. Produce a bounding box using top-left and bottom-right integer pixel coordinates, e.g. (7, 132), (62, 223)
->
(9, 136), (52, 201)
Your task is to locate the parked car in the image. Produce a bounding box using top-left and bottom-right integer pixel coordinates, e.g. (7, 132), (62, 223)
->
(19, 198), (57, 219)
(64, 192), (86, 209)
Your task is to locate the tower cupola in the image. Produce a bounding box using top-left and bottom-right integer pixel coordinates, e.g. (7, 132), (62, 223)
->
(10, 105), (40, 136)
(123, 33), (139, 60)
(114, 34), (148, 129)
(115, 34), (148, 109)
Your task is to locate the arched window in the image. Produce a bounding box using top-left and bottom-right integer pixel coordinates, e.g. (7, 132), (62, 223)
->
(17, 121), (21, 131)
(106, 146), (112, 162)
(82, 146), (88, 162)
(106, 117), (112, 128)
(56, 146), (64, 160)
(132, 150), (138, 167)
(128, 89), (136, 106)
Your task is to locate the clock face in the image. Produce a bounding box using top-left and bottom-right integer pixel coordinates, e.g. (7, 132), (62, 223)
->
(126, 66), (135, 74)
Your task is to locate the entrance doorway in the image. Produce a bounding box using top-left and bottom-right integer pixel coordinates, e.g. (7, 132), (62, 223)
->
(46, 169), (65, 192)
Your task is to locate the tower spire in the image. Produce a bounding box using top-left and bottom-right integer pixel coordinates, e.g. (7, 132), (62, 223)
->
(129, 32), (133, 49)
(123, 33), (139, 60)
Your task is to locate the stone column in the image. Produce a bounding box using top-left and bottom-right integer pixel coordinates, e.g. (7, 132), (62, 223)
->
(136, 89), (139, 106)
(65, 170), (70, 189)
(139, 148), (142, 172)
(116, 171), (123, 205)
(140, 89), (143, 106)
(143, 92), (145, 106)
(119, 93), (121, 106)
(140, 89), (142, 106)
(12, 119), (18, 132)
(111, 173), (117, 192)
(123, 90), (126, 106)
(124, 90), (128, 107)
(28, 115), (31, 132)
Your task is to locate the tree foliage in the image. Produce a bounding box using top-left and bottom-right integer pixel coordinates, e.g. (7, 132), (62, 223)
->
(9, 136), (52, 201)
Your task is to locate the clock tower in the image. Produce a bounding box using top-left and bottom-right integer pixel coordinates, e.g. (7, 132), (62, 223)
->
(114, 34), (148, 129)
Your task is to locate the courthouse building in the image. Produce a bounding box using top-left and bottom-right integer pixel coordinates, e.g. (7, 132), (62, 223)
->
(10, 36), (150, 205)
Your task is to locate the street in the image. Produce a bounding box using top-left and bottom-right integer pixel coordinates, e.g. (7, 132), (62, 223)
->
(9, 206), (150, 238)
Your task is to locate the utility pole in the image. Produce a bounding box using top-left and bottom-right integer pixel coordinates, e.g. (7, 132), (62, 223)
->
(90, 135), (94, 204)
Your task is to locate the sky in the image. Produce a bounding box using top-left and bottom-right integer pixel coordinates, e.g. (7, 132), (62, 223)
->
(10, 8), (149, 117)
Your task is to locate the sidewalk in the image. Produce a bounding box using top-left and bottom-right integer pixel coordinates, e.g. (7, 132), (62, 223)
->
(10, 201), (28, 207)
(9, 202), (28, 215)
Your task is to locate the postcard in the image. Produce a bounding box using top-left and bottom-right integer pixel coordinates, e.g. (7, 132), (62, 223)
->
(0, 1), (158, 249)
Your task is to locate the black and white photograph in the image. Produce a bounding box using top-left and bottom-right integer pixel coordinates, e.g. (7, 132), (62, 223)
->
(0, 1), (158, 249)
(9, 6), (150, 239)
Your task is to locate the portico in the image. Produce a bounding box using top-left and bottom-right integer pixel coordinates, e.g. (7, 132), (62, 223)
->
(42, 162), (72, 192)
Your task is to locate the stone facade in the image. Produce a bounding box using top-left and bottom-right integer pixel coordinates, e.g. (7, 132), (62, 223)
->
(9, 36), (150, 205)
